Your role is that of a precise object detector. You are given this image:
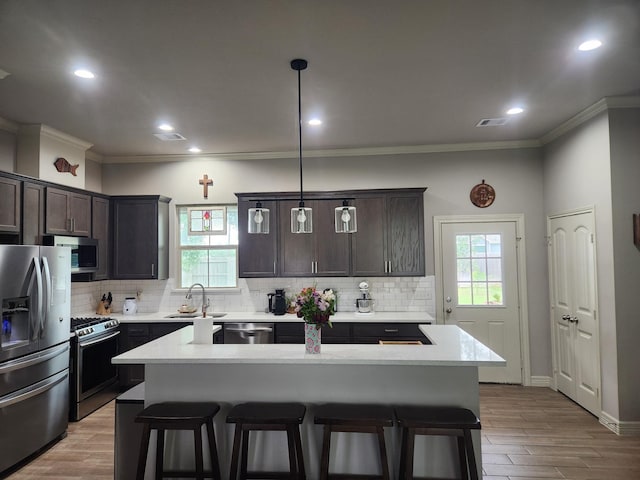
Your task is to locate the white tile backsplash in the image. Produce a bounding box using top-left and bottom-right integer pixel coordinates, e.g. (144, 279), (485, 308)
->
(71, 275), (436, 317)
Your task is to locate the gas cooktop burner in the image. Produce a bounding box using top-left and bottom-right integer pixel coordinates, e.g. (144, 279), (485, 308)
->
(71, 317), (119, 338)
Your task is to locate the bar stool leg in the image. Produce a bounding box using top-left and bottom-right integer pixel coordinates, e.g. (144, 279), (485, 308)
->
(137, 423), (152, 480)
(206, 420), (221, 480)
(194, 426), (204, 480)
(292, 425), (306, 480)
(463, 429), (479, 480)
(286, 426), (297, 479)
(319, 425), (332, 480)
(155, 429), (165, 480)
(404, 427), (416, 480)
(456, 436), (468, 480)
(240, 427), (250, 479)
(375, 425), (390, 480)
(229, 423), (243, 480)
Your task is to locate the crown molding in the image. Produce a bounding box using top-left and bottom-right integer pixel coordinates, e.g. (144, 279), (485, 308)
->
(39, 124), (93, 151)
(0, 116), (19, 133)
(540, 96), (640, 145)
(101, 139), (541, 164)
(85, 150), (104, 163)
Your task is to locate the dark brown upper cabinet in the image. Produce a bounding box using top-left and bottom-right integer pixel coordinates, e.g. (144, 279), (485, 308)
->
(237, 198), (278, 277)
(0, 176), (20, 233)
(278, 199), (350, 277)
(351, 191), (425, 277)
(92, 196), (110, 280)
(237, 188), (425, 278)
(45, 187), (91, 236)
(22, 181), (45, 245)
(112, 195), (170, 280)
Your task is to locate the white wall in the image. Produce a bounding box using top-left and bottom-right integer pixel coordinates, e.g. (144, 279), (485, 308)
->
(0, 129), (16, 171)
(542, 112), (619, 418)
(608, 107), (640, 421)
(101, 147), (551, 377)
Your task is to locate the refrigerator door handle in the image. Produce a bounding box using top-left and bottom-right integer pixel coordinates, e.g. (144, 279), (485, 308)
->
(40, 256), (52, 337)
(0, 344), (69, 375)
(30, 256), (44, 341)
(0, 369), (68, 410)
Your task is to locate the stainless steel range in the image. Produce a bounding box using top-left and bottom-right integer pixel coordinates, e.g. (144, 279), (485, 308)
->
(69, 316), (120, 421)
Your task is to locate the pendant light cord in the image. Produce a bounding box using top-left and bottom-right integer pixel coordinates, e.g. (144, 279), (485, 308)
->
(291, 58), (308, 209)
(297, 66), (304, 208)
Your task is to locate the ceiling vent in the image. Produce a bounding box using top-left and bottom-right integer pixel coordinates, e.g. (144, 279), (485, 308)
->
(153, 132), (187, 141)
(476, 117), (509, 127)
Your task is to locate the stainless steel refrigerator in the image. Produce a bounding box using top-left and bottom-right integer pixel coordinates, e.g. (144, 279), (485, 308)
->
(0, 245), (71, 475)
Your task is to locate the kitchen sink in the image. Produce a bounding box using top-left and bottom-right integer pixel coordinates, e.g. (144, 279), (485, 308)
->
(164, 313), (227, 319)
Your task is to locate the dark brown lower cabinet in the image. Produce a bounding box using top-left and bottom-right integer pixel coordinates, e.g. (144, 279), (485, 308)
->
(118, 322), (223, 388)
(274, 322), (430, 344)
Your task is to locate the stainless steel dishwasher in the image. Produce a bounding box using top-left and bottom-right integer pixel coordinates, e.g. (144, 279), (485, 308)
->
(223, 323), (274, 344)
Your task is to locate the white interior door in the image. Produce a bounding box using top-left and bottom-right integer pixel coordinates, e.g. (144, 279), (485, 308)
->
(548, 211), (600, 416)
(441, 221), (522, 383)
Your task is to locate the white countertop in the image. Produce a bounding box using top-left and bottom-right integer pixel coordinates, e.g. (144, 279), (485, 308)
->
(112, 324), (505, 367)
(110, 310), (434, 324)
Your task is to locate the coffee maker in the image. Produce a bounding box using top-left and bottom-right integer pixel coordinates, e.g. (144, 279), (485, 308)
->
(268, 289), (287, 315)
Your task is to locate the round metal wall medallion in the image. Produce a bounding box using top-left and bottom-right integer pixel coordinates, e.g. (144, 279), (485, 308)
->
(470, 180), (495, 208)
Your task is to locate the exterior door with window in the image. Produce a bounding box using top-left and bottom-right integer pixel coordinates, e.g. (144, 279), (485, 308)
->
(548, 211), (600, 416)
(441, 221), (522, 383)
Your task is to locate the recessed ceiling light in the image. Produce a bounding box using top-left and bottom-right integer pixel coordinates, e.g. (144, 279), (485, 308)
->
(73, 69), (95, 79)
(506, 107), (524, 115)
(188, 147), (201, 153)
(578, 39), (602, 51)
(308, 118), (322, 126)
(158, 123), (174, 131)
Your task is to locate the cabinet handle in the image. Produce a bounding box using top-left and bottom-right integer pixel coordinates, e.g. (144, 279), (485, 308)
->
(314, 261), (318, 274)
(151, 264), (155, 277)
(273, 261), (276, 275)
(388, 261), (392, 274)
(384, 328), (399, 333)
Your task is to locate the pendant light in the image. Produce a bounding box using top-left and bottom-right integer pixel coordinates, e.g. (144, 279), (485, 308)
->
(248, 201), (270, 234)
(290, 58), (313, 234)
(335, 200), (357, 233)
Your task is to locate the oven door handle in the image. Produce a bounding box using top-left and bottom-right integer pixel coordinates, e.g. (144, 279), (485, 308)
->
(78, 330), (120, 348)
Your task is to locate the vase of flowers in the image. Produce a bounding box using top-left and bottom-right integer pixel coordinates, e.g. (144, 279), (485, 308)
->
(295, 287), (336, 354)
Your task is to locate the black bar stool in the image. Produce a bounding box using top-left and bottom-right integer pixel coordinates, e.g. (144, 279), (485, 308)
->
(394, 406), (481, 480)
(226, 402), (306, 480)
(135, 402), (222, 480)
(314, 403), (394, 480)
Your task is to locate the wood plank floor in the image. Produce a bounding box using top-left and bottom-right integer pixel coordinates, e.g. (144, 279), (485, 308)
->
(5, 385), (640, 479)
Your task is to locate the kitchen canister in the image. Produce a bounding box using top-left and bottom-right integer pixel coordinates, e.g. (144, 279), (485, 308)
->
(123, 297), (137, 315)
(193, 317), (213, 344)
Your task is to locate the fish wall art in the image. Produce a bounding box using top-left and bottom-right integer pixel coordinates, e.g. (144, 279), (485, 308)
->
(53, 157), (79, 176)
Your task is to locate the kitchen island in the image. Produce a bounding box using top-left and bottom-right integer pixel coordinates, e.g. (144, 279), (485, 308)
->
(112, 324), (504, 479)
(111, 310), (434, 323)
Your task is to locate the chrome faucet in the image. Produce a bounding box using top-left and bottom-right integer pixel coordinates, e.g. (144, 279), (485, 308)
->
(186, 283), (210, 317)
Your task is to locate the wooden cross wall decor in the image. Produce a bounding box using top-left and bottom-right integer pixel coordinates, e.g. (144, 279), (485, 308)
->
(199, 174), (213, 198)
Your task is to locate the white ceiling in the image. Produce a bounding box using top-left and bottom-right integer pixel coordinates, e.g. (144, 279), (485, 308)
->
(0, 0), (639, 160)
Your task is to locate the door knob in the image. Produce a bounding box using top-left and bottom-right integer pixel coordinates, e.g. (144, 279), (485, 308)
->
(561, 314), (571, 321)
(570, 316), (579, 324)
(445, 307), (452, 314)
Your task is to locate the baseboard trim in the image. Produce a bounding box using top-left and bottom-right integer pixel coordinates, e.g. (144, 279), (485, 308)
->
(599, 410), (640, 436)
(530, 376), (552, 387)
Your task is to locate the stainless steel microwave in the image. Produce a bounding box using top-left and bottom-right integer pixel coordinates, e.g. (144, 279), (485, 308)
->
(43, 235), (99, 273)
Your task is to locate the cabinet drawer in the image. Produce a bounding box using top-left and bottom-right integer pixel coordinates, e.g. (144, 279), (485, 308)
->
(352, 323), (424, 338)
(276, 322), (350, 338)
(124, 324), (149, 336)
